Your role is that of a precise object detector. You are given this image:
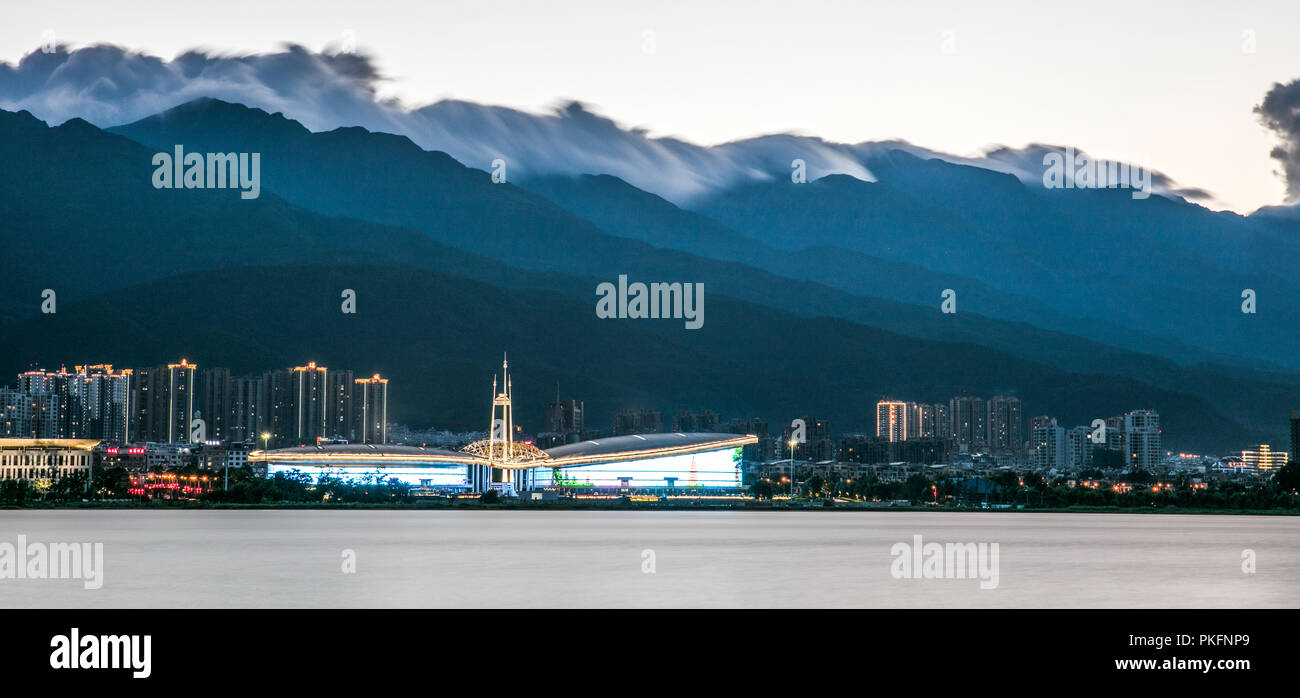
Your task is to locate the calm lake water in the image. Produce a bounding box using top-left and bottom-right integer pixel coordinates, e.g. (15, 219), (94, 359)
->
(0, 510), (1295, 608)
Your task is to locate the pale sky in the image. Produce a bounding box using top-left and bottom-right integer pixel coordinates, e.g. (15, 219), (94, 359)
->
(4, 0), (1299, 212)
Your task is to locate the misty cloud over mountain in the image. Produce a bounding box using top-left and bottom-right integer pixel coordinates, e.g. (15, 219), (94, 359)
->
(1, 43), (1206, 204)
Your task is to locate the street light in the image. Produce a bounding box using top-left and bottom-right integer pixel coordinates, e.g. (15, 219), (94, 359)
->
(788, 439), (798, 499)
(241, 431), (271, 492)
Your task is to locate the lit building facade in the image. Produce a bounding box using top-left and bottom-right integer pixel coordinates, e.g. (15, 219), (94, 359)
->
(876, 400), (910, 442)
(0, 438), (97, 484)
(1241, 444), (1288, 472)
(353, 374), (388, 444)
(251, 358), (754, 493)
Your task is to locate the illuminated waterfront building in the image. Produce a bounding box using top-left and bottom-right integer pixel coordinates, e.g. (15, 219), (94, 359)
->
(0, 438), (97, 484)
(1241, 444), (1288, 472)
(251, 356), (754, 493)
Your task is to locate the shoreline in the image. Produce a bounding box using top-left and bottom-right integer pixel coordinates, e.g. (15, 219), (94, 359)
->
(2, 502), (1297, 516)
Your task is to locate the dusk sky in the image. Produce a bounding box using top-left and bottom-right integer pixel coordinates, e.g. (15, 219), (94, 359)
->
(4, 0), (1300, 212)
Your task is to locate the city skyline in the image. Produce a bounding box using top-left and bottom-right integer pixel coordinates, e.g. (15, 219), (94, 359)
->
(0, 359), (389, 447)
(4, 355), (1294, 470)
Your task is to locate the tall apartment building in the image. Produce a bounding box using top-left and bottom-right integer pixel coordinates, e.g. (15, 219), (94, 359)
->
(353, 373), (388, 444)
(129, 359), (197, 443)
(950, 393), (987, 450)
(1032, 418), (1065, 470)
(613, 408), (663, 436)
(671, 409), (720, 433)
(876, 400), (910, 442)
(782, 416), (833, 461)
(227, 375), (265, 442)
(1291, 410), (1299, 467)
(200, 367), (232, 441)
(326, 369), (355, 440)
(932, 403), (951, 442)
(266, 362), (330, 446)
(1065, 425), (1095, 471)
(0, 387), (31, 437)
(1122, 409), (1162, 472)
(17, 368), (70, 438)
(6, 366), (130, 441)
(986, 394), (1023, 451)
(918, 403), (936, 438)
(71, 365), (131, 443)
(200, 364), (385, 446)
(545, 399), (584, 435)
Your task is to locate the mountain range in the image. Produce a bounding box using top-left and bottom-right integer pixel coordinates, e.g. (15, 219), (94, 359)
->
(0, 97), (1296, 452)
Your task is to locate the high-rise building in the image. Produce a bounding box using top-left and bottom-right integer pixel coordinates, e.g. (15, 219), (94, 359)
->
(353, 373), (388, 444)
(1290, 410), (1299, 466)
(1122, 409), (1161, 472)
(71, 365), (130, 442)
(227, 375), (265, 443)
(906, 402), (922, 440)
(950, 393), (987, 450)
(986, 394), (1023, 451)
(782, 416), (833, 461)
(266, 362), (330, 446)
(164, 359), (198, 443)
(326, 369), (355, 440)
(546, 399), (584, 435)
(0, 387), (31, 437)
(724, 417), (767, 436)
(876, 400), (910, 442)
(11, 366), (130, 441)
(918, 403), (936, 438)
(1105, 415), (1125, 451)
(1032, 418), (1065, 470)
(17, 368), (70, 438)
(933, 403), (951, 442)
(670, 409), (720, 433)
(129, 359), (197, 443)
(1065, 425), (1094, 471)
(200, 367), (232, 441)
(613, 408), (663, 436)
